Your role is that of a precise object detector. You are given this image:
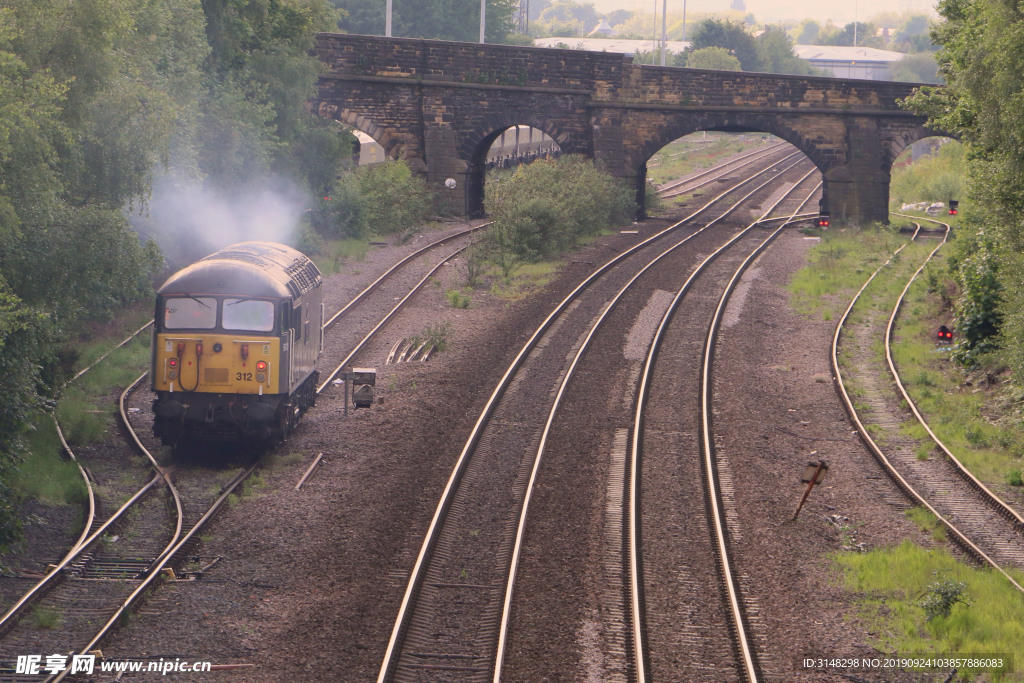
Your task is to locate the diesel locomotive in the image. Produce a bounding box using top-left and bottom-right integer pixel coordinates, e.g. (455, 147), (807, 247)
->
(151, 242), (323, 445)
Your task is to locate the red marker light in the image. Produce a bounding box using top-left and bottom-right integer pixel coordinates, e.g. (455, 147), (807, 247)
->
(255, 360), (268, 371)
(168, 358), (178, 368)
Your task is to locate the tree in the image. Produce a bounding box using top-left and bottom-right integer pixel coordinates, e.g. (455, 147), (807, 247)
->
(756, 25), (815, 75)
(687, 19), (761, 72)
(905, 0), (1024, 379)
(686, 46), (742, 71)
(891, 53), (941, 83)
(793, 19), (820, 44)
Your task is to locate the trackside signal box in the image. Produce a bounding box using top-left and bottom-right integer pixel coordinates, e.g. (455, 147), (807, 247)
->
(948, 200), (959, 215)
(350, 367), (376, 408)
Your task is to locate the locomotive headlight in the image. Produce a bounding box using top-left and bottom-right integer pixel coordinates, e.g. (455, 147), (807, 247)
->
(168, 370), (179, 380)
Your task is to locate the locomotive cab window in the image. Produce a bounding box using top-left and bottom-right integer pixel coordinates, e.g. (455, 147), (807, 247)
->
(164, 297), (217, 329)
(223, 298), (276, 332)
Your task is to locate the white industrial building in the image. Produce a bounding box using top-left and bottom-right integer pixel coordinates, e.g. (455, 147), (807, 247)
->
(532, 37), (908, 80)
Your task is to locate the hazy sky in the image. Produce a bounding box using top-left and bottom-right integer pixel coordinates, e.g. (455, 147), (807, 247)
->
(594, 0), (939, 26)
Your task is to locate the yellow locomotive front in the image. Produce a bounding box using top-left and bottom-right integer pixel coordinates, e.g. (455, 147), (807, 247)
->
(151, 243), (322, 445)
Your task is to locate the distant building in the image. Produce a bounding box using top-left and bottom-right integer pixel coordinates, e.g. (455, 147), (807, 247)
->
(793, 45), (907, 80)
(530, 38), (909, 81)
(588, 20), (614, 37)
(730, 0), (746, 10)
(533, 37), (690, 56)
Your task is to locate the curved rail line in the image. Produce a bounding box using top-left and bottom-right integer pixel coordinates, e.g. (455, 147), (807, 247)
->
(627, 175), (820, 683)
(656, 142), (787, 196)
(694, 182), (821, 683)
(887, 214), (1024, 530)
(323, 224), (489, 330)
(830, 222), (1024, 594)
(377, 148), (810, 682)
(317, 245), (468, 392)
(0, 376), (181, 639)
(46, 458), (257, 683)
(494, 167), (820, 683)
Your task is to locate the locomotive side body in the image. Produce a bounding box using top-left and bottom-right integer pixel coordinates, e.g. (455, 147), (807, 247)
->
(151, 242), (323, 445)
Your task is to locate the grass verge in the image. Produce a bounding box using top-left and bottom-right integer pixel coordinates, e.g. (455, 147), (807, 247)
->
(834, 539), (1023, 678)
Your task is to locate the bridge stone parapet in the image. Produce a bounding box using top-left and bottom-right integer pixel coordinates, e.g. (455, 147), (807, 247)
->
(314, 33), (945, 224)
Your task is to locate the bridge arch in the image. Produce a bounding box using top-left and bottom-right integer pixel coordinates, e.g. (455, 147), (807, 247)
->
(316, 103), (413, 166)
(314, 33), (939, 224)
(461, 113), (574, 217)
(626, 113), (827, 216)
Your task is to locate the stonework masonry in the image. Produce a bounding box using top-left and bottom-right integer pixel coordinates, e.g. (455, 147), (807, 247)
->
(313, 33), (947, 224)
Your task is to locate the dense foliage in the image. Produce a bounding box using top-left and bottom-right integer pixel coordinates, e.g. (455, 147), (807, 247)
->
(905, 0), (1024, 381)
(890, 141), (964, 206)
(0, 0), (355, 548)
(483, 156), (634, 275)
(312, 161), (433, 239)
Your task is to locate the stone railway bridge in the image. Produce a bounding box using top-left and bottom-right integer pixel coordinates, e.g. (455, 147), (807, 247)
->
(313, 33), (945, 223)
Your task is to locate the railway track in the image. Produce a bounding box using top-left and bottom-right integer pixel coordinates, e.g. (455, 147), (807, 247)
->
(0, 370), (263, 682)
(0, 144), (820, 680)
(376, 146), (819, 682)
(495, 164), (821, 683)
(832, 216), (1024, 593)
(656, 142), (788, 199)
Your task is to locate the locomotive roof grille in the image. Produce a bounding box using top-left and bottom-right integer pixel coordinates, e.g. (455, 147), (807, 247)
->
(158, 242), (322, 299)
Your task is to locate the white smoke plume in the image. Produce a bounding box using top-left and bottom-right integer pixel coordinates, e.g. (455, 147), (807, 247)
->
(131, 171), (311, 270)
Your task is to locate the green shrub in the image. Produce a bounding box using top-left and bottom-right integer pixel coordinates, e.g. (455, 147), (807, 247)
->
(484, 155), (633, 265)
(890, 141), (964, 207)
(919, 579), (970, 621)
(312, 160), (432, 239)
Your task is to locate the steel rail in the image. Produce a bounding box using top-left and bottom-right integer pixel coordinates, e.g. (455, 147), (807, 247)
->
(493, 163), (818, 683)
(655, 142), (786, 194)
(0, 374), (182, 638)
(886, 214), (1024, 529)
(48, 462), (259, 683)
(696, 179), (822, 683)
(323, 224), (489, 329)
(317, 245), (468, 393)
(66, 320), (154, 385)
(628, 173), (819, 683)
(830, 224), (1024, 594)
(119, 373), (185, 573)
(377, 148), (806, 682)
(658, 144), (791, 199)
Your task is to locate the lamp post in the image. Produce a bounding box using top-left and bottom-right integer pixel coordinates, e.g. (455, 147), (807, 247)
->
(386, 0), (392, 36)
(660, 0), (667, 66)
(480, 0), (486, 43)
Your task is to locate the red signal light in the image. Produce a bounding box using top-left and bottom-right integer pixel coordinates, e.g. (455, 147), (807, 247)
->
(949, 208), (958, 215)
(937, 325), (953, 341)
